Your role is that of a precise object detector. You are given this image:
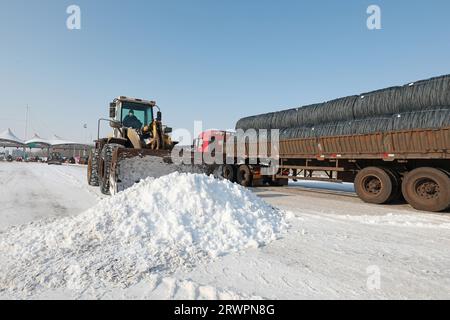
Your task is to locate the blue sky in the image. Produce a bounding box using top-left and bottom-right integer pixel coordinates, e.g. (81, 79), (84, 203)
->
(1, 0), (450, 142)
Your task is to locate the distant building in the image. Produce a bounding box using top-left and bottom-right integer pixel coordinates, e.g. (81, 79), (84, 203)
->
(12, 149), (26, 159)
(0, 150), (9, 160)
(52, 146), (92, 158)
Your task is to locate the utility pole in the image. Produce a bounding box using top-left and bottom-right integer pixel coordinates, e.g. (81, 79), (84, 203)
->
(83, 123), (87, 144)
(24, 105), (29, 141)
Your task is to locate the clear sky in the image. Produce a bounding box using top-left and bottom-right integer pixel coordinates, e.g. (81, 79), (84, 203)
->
(1, 0), (450, 142)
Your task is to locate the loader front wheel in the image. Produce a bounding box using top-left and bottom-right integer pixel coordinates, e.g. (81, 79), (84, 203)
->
(87, 148), (100, 186)
(99, 144), (122, 195)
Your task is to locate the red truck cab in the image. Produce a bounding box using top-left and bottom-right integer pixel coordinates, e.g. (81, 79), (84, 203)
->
(193, 130), (234, 154)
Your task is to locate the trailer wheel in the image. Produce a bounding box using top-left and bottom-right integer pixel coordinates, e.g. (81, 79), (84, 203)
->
(268, 178), (288, 186)
(385, 168), (403, 203)
(87, 149), (100, 186)
(402, 167), (450, 212)
(222, 165), (236, 182)
(99, 144), (122, 195)
(355, 167), (395, 204)
(237, 165), (253, 187)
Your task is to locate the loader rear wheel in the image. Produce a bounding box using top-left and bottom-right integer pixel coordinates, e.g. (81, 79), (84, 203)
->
(355, 167), (394, 205)
(402, 167), (450, 212)
(87, 149), (100, 186)
(223, 165), (236, 182)
(99, 144), (122, 195)
(237, 165), (253, 187)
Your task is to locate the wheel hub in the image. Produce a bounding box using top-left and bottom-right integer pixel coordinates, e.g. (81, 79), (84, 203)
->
(415, 179), (439, 200)
(363, 176), (382, 195)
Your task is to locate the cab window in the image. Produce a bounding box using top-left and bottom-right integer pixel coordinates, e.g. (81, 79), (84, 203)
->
(121, 102), (153, 129)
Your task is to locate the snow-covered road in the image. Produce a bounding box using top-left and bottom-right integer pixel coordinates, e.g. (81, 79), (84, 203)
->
(0, 162), (449, 299)
(0, 162), (102, 231)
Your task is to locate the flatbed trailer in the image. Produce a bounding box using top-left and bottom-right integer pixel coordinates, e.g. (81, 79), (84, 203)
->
(214, 126), (450, 212)
(101, 126), (449, 212)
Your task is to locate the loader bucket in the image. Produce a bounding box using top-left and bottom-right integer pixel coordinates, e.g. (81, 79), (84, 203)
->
(108, 147), (218, 195)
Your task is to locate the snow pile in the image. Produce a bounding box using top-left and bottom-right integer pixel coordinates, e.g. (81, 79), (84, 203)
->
(0, 173), (287, 295)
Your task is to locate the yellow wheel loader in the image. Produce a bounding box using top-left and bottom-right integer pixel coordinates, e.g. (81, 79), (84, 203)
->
(87, 96), (178, 195)
(87, 96), (216, 195)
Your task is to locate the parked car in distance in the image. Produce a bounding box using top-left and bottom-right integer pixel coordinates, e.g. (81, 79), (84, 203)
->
(78, 156), (89, 165)
(47, 153), (63, 165)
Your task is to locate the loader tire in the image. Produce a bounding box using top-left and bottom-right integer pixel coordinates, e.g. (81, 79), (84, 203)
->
(87, 149), (100, 186)
(99, 144), (122, 195)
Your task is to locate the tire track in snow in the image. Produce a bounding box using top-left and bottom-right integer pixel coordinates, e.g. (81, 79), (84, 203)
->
(47, 165), (104, 201)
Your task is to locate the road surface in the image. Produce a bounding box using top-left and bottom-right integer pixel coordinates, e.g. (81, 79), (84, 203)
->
(0, 162), (102, 231)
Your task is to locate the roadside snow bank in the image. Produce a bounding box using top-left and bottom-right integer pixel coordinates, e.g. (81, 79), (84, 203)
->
(0, 173), (287, 295)
(339, 213), (450, 229)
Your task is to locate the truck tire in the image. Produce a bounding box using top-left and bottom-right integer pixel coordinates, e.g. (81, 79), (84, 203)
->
(99, 144), (122, 195)
(268, 178), (289, 186)
(385, 168), (403, 203)
(355, 167), (395, 204)
(402, 167), (450, 212)
(87, 149), (100, 186)
(237, 165), (253, 187)
(223, 165), (236, 182)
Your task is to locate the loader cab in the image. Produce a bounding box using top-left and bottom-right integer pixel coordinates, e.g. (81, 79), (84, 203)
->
(110, 97), (156, 130)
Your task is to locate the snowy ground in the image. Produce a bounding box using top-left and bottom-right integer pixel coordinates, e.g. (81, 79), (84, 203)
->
(0, 162), (449, 300)
(0, 163), (104, 232)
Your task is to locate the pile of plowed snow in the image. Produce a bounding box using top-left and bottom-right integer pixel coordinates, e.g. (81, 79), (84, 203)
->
(0, 173), (287, 295)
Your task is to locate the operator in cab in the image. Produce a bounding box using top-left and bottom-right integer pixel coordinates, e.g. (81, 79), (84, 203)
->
(123, 110), (143, 130)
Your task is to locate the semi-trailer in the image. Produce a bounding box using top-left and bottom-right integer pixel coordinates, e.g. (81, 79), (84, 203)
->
(196, 74), (450, 212)
(198, 126), (450, 212)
